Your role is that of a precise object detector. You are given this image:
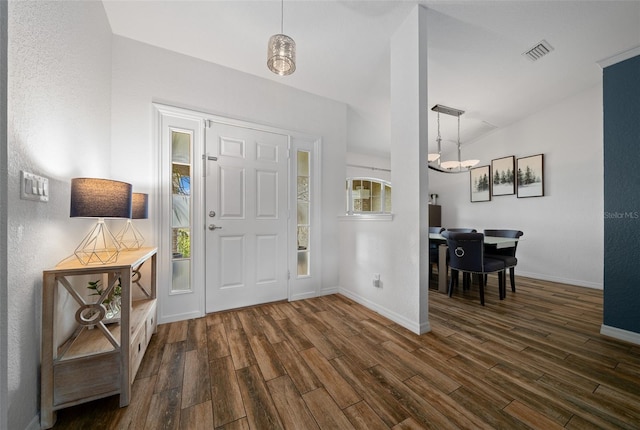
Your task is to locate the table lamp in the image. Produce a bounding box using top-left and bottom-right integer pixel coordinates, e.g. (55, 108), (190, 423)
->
(115, 192), (148, 250)
(70, 178), (132, 265)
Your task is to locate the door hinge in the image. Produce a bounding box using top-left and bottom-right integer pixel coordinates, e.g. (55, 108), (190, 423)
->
(287, 270), (291, 280)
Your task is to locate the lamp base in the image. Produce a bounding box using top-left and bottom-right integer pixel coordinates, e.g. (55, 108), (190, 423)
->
(115, 219), (145, 250)
(74, 219), (121, 265)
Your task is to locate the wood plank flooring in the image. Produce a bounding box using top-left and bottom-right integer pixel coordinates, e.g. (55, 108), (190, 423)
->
(52, 276), (640, 429)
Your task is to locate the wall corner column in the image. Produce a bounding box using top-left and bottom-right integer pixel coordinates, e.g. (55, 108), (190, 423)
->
(390, 5), (430, 334)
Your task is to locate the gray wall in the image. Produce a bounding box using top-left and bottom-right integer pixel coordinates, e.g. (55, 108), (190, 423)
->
(7, 1), (112, 428)
(1, 0), (8, 427)
(603, 54), (640, 334)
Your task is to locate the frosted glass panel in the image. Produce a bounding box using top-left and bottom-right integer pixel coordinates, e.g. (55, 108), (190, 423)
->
(297, 252), (309, 277)
(172, 196), (190, 228)
(172, 131), (191, 163)
(172, 259), (191, 292)
(297, 177), (309, 202)
(297, 201), (309, 225)
(297, 226), (309, 250)
(297, 151), (309, 176)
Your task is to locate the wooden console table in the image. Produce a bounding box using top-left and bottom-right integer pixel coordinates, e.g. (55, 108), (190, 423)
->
(40, 247), (157, 429)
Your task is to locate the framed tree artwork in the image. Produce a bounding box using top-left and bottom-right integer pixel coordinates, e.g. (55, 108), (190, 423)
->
(517, 154), (544, 198)
(491, 156), (515, 196)
(470, 165), (491, 202)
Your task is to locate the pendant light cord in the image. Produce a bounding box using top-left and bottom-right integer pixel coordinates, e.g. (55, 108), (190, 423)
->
(281, 0), (284, 34)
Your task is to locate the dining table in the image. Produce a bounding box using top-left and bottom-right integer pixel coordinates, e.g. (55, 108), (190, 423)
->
(429, 233), (520, 293)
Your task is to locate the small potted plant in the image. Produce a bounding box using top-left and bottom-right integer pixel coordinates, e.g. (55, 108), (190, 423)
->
(87, 278), (122, 323)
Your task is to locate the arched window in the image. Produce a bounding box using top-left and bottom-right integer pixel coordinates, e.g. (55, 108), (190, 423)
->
(345, 177), (392, 215)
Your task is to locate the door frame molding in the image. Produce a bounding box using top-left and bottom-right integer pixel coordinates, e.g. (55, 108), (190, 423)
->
(154, 103), (322, 322)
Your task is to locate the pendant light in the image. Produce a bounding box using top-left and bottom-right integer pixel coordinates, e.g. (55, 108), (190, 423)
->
(428, 105), (479, 173)
(267, 0), (296, 76)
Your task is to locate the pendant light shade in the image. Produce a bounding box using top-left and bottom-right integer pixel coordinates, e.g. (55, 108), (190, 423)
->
(267, 34), (296, 76)
(267, 0), (296, 76)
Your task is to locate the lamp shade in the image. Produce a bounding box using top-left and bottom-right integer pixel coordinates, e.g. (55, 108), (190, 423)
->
(267, 34), (296, 76)
(132, 193), (149, 219)
(70, 178), (132, 218)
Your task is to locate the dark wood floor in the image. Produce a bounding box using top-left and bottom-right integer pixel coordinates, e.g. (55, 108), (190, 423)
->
(53, 276), (640, 429)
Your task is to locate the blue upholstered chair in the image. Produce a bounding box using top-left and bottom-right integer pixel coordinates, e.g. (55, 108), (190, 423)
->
(444, 228), (477, 289)
(442, 231), (506, 305)
(483, 229), (524, 293)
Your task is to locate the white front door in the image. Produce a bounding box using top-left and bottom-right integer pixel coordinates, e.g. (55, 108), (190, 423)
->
(205, 121), (289, 313)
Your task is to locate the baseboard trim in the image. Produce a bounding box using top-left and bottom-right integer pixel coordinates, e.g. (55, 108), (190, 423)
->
(321, 286), (339, 295)
(338, 289), (430, 335)
(516, 270), (602, 290)
(27, 414), (40, 430)
(158, 310), (202, 325)
(289, 291), (319, 301)
(600, 324), (640, 346)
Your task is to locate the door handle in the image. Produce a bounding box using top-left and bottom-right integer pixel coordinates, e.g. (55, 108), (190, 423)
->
(208, 224), (223, 231)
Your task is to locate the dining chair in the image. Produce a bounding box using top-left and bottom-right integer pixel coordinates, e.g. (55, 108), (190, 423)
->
(428, 227), (445, 281)
(483, 229), (523, 293)
(441, 231), (506, 305)
(444, 228), (476, 289)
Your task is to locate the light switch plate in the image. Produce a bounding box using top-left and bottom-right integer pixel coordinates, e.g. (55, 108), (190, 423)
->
(20, 170), (49, 202)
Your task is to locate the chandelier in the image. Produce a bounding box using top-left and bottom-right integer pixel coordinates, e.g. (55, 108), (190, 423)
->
(267, 0), (296, 76)
(428, 104), (479, 173)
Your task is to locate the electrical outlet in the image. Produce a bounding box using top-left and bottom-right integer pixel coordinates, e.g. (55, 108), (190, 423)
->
(20, 171), (49, 202)
(373, 273), (381, 288)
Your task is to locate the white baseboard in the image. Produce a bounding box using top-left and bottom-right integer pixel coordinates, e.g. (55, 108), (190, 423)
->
(600, 324), (640, 346)
(158, 310), (202, 325)
(26, 414), (40, 430)
(289, 291), (320, 302)
(321, 285), (339, 295)
(338, 289), (430, 335)
(516, 270), (602, 290)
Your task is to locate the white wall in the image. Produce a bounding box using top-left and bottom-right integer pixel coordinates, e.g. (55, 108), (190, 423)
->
(430, 84), (604, 288)
(346, 152), (391, 182)
(339, 6), (430, 334)
(110, 36), (347, 322)
(7, 1), (113, 428)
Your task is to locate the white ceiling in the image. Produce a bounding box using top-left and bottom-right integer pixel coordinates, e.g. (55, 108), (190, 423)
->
(102, 0), (640, 156)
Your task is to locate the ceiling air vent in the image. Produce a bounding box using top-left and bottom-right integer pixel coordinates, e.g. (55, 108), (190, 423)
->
(523, 40), (554, 61)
